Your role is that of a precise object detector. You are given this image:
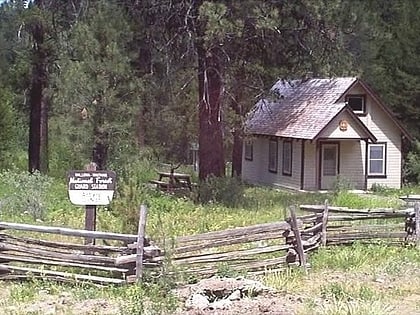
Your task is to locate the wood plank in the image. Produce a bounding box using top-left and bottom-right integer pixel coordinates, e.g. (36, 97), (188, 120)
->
(301, 205), (408, 216)
(173, 230), (288, 254)
(135, 205), (148, 281)
(174, 255), (289, 277)
(289, 206), (307, 273)
(0, 222), (138, 242)
(415, 202), (420, 248)
(159, 244), (291, 265)
(301, 222), (322, 235)
(0, 242), (115, 265)
(176, 221), (294, 243)
(0, 253), (128, 273)
(0, 233), (129, 254)
(115, 245), (162, 266)
(327, 213), (407, 221)
(327, 224), (405, 231)
(0, 264), (125, 285)
(321, 200), (329, 246)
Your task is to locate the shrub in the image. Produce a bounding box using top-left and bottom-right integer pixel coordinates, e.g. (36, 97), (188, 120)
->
(196, 175), (244, 208)
(403, 140), (420, 184)
(0, 170), (53, 220)
(332, 175), (354, 195)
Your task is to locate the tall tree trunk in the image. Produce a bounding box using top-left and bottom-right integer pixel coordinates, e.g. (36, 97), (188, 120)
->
(92, 126), (108, 171)
(91, 99), (108, 170)
(197, 45), (225, 180)
(230, 83), (244, 177)
(28, 0), (49, 174)
(231, 129), (243, 177)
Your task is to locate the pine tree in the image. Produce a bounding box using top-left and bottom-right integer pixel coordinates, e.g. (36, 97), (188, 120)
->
(52, 0), (140, 170)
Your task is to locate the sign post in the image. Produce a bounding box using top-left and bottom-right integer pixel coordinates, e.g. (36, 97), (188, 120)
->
(67, 169), (116, 245)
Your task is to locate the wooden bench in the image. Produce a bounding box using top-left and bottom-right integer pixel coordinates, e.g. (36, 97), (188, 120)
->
(149, 180), (171, 190)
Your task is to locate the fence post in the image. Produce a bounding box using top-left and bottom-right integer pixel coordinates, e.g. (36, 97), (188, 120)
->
(415, 202), (420, 248)
(289, 206), (307, 274)
(136, 204), (148, 282)
(321, 199), (329, 246)
(84, 162), (97, 246)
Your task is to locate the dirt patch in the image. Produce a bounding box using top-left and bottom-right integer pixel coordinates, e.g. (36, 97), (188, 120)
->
(1, 292), (120, 315)
(172, 277), (301, 315)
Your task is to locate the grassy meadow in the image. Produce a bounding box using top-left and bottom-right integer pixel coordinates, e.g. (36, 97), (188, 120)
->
(0, 163), (419, 314)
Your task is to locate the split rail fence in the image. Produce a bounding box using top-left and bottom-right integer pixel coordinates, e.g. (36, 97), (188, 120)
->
(160, 199), (420, 277)
(0, 199), (419, 284)
(0, 206), (161, 284)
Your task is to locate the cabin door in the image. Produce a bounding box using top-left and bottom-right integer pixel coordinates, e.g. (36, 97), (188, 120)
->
(320, 143), (339, 190)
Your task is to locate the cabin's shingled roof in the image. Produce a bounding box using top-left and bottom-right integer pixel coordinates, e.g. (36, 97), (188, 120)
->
(245, 77), (358, 140)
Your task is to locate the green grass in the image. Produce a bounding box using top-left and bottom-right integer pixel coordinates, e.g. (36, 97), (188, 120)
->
(0, 167), (419, 314)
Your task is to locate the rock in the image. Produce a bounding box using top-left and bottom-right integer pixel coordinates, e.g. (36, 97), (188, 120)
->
(374, 277), (385, 283)
(185, 293), (209, 310)
(209, 299), (232, 310)
(228, 289), (242, 301)
(240, 279), (274, 296)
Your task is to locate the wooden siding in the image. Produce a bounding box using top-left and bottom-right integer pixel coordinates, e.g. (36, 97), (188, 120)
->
(242, 137), (302, 190)
(243, 81), (404, 191)
(340, 83), (402, 189)
(302, 141), (317, 190)
(242, 137), (264, 185)
(318, 111), (370, 139)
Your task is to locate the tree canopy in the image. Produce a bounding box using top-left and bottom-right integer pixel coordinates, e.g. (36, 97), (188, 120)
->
(0, 0), (419, 181)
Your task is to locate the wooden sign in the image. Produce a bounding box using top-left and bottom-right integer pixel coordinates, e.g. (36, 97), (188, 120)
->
(67, 170), (116, 205)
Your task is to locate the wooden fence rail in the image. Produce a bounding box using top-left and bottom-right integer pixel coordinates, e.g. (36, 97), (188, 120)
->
(1, 200), (419, 284)
(0, 205), (161, 284)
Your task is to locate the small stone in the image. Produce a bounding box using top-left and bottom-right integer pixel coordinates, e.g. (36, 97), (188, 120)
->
(185, 294), (209, 310)
(210, 299), (232, 310)
(374, 277), (385, 283)
(228, 289), (242, 301)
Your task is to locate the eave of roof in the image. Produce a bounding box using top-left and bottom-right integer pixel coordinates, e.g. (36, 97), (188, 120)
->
(245, 77), (359, 139)
(313, 105), (377, 142)
(356, 79), (413, 141)
(245, 76), (412, 142)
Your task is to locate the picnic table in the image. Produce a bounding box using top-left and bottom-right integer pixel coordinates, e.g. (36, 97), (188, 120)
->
(149, 171), (193, 191)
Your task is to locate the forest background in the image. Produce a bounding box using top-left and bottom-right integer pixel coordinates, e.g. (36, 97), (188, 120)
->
(1, 0), (420, 184)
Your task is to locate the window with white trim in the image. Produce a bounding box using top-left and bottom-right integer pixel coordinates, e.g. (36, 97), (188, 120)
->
(282, 140), (292, 176)
(368, 143), (386, 176)
(268, 138), (278, 173)
(346, 95), (366, 114)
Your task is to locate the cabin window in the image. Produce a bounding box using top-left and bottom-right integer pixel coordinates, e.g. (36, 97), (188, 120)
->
(368, 143), (386, 177)
(346, 95), (366, 114)
(268, 138), (278, 173)
(282, 140), (292, 176)
(244, 139), (253, 161)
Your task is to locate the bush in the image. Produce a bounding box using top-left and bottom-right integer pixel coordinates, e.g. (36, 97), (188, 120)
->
(196, 176), (244, 208)
(332, 175), (354, 195)
(403, 140), (420, 184)
(0, 170), (53, 220)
